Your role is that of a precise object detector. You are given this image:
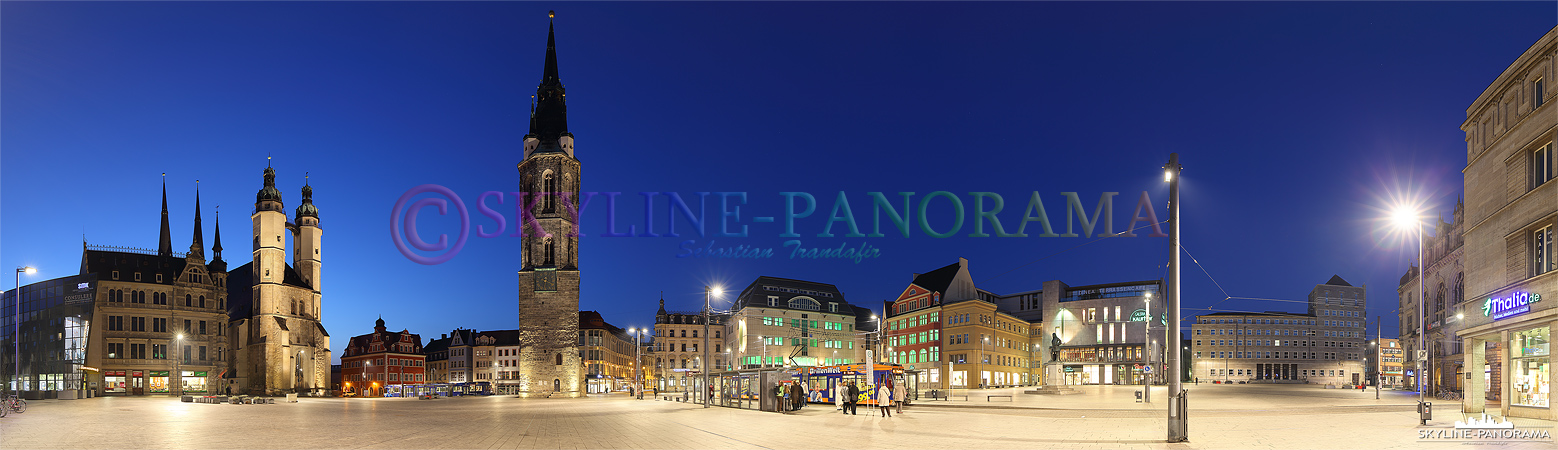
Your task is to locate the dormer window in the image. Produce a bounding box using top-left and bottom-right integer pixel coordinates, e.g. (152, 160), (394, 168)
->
(134, 273), (142, 282)
(112, 271), (119, 280)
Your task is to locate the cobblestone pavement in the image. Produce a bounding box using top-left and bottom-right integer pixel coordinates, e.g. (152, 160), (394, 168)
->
(0, 385), (1550, 450)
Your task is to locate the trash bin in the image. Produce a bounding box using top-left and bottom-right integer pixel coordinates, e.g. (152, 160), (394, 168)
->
(1135, 390), (1143, 402)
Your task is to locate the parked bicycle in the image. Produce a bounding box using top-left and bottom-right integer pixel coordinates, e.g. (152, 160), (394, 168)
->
(4, 394), (26, 414)
(1436, 389), (1463, 401)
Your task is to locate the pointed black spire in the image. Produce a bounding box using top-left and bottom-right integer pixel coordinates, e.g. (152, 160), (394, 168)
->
(657, 293), (667, 316)
(189, 181), (205, 259)
(527, 10), (569, 149)
(209, 206), (226, 272)
(159, 174), (172, 257)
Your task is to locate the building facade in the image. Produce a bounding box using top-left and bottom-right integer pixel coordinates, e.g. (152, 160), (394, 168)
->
(1372, 338), (1404, 388)
(514, 15), (584, 399)
(78, 180), (231, 396)
(1191, 276), (1367, 384)
(727, 277), (863, 371)
(1457, 25), (1557, 420)
(1, 273), (97, 398)
(227, 165), (331, 396)
(652, 297), (728, 393)
(340, 317), (425, 397)
(579, 311), (638, 393)
(882, 258), (1165, 390)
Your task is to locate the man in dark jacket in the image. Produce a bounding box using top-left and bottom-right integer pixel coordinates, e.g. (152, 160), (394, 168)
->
(844, 382), (859, 415)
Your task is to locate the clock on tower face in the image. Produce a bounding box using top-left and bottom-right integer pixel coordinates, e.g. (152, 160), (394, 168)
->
(535, 270), (557, 292)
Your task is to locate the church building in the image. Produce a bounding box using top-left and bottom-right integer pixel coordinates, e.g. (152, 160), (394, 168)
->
(514, 12), (585, 397)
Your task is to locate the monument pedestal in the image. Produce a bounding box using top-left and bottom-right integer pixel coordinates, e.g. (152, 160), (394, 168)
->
(1025, 363), (1079, 395)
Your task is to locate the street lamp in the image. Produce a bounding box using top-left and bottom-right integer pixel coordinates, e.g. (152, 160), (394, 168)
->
(1164, 153), (1186, 442)
(13, 266), (35, 392)
(702, 285), (722, 409)
(1144, 291), (1153, 403)
(630, 328), (643, 399)
(173, 333), (184, 396)
(1391, 203), (1428, 421)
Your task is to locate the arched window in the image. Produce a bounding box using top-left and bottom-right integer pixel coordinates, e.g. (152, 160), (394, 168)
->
(199, 295), (205, 308)
(542, 171), (556, 212)
(185, 294), (192, 307)
(555, 353), (563, 365)
(544, 237), (555, 266)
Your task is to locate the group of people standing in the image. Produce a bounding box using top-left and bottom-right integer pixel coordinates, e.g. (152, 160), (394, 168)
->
(832, 378), (906, 417)
(774, 380), (810, 412)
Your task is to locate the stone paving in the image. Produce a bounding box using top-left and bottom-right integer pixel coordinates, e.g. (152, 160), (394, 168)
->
(0, 385), (1550, 450)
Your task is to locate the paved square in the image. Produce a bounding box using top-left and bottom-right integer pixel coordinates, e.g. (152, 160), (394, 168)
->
(0, 385), (1551, 449)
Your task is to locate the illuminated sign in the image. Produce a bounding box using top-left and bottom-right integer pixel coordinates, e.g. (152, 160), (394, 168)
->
(1130, 310), (1148, 322)
(1483, 292), (1541, 320)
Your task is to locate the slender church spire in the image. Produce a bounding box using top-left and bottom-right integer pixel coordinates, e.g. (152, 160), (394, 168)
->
(209, 206), (226, 272)
(527, 10), (569, 148)
(159, 173), (173, 257)
(189, 180), (205, 259)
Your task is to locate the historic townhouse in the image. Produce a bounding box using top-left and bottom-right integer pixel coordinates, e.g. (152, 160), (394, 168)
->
(80, 179), (231, 396)
(651, 297), (728, 393)
(340, 317), (424, 397)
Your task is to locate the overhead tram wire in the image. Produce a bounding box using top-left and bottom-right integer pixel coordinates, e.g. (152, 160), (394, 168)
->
(980, 220), (1170, 285)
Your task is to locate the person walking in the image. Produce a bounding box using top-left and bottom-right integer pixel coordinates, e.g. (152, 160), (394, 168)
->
(877, 380), (893, 417)
(835, 383), (845, 411)
(797, 379), (808, 410)
(893, 379), (906, 414)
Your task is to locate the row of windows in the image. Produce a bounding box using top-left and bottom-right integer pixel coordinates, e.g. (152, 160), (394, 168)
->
(891, 330), (941, 347)
(1200, 317), (1317, 325)
(1198, 351), (1357, 360)
(103, 342), (219, 362)
(891, 312), (939, 331)
(1197, 339), (1356, 348)
(106, 316), (221, 336)
(1211, 368), (1347, 378)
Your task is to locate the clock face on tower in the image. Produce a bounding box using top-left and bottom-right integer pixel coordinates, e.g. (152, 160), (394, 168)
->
(535, 268), (557, 292)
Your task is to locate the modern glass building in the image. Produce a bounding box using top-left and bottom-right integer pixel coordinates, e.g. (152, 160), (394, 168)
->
(1, 273), (98, 398)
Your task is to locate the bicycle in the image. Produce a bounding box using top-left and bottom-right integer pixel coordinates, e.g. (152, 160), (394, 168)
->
(4, 394), (26, 414)
(1436, 389), (1462, 401)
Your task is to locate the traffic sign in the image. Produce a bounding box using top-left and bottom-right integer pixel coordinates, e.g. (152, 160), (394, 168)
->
(1417, 350), (1428, 362)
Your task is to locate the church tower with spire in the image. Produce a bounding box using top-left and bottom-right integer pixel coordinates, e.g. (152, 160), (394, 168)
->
(228, 160), (330, 395)
(515, 11), (584, 398)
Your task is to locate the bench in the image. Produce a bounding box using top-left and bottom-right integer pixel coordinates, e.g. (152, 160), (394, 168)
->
(949, 395), (968, 401)
(987, 395), (1013, 402)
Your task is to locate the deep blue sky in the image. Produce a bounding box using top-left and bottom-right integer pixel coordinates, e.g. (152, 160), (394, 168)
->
(3, 2), (1554, 363)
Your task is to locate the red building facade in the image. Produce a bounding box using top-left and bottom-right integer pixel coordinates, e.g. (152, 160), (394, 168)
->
(340, 317), (425, 397)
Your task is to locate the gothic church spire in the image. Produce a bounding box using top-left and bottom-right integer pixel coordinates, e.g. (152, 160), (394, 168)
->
(159, 174), (172, 257)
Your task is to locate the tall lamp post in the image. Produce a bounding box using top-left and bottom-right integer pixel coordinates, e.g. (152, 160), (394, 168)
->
(1144, 291), (1153, 403)
(1164, 153), (1187, 442)
(702, 285), (722, 409)
(631, 328), (643, 399)
(12, 266), (35, 393)
(1391, 205), (1427, 422)
(173, 333), (184, 396)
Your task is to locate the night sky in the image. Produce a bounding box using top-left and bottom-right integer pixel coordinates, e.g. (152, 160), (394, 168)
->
(3, 2), (1554, 363)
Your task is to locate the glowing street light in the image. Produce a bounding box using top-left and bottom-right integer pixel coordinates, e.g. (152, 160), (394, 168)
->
(1390, 202), (1429, 422)
(13, 266), (36, 392)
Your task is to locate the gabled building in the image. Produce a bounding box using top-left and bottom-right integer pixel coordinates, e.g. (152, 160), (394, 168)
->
(340, 317), (424, 397)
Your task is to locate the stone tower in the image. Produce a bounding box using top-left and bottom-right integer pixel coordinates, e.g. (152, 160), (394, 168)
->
(234, 162), (330, 395)
(515, 11), (584, 398)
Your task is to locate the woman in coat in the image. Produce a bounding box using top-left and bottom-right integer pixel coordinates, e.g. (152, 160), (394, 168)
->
(893, 381), (907, 414)
(876, 381), (893, 417)
(835, 383), (845, 411)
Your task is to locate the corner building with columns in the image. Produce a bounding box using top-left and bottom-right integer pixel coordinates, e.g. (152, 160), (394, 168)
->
(513, 14), (585, 397)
